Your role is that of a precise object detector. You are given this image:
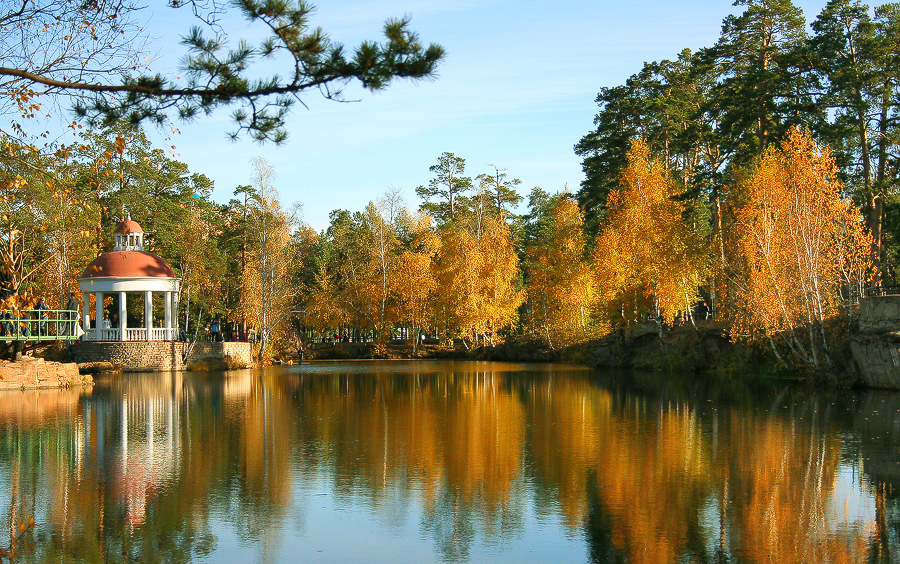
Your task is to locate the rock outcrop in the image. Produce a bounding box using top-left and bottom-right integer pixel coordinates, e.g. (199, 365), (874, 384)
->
(850, 296), (900, 389)
(0, 356), (91, 390)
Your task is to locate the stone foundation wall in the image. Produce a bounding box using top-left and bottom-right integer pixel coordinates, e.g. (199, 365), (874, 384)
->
(71, 341), (253, 372)
(850, 334), (900, 389)
(859, 296), (900, 333)
(852, 296), (900, 389)
(187, 342), (254, 368)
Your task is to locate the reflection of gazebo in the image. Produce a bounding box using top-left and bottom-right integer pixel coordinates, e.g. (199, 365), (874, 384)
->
(78, 220), (180, 342)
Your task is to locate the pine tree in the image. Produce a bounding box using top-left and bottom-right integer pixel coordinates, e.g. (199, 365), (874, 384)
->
(416, 152), (472, 225)
(1, 1), (444, 142)
(708, 0), (812, 162)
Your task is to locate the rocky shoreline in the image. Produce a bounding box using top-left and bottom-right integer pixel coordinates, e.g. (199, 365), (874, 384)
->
(299, 322), (844, 383)
(0, 357), (93, 390)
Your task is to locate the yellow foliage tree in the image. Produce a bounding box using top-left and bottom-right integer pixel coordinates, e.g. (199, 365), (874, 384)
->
(431, 224), (479, 344)
(592, 139), (709, 345)
(391, 212), (439, 349)
(472, 216), (525, 346)
(362, 201), (402, 342)
(526, 197), (596, 349)
(432, 216), (523, 347)
(729, 127), (874, 373)
(240, 158), (299, 362)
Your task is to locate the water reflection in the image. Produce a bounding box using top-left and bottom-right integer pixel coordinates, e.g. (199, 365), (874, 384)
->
(0, 362), (896, 562)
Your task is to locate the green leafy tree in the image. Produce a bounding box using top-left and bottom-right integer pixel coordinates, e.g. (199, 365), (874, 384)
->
(521, 188), (564, 252)
(475, 165), (523, 219)
(0, 139), (63, 302)
(575, 51), (724, 233)
(314, 208), (389, 341)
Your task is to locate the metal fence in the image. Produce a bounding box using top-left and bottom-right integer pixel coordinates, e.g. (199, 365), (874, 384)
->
(865, 287), (900, 297)
(0, 309), (81, 342)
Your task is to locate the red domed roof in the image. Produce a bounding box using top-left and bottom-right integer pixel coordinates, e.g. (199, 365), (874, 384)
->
(115, 219), (144, 234)
(81, 250), (175, 279)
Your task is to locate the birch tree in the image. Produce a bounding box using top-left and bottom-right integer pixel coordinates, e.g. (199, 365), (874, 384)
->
(730, 127), (873, 374)
(362, 199), (401, 342)
(526, 197), (595, 349)
(592, 140), (710, 352)
(241, 157), (299, 362)
(472, 216), (524, 345)
(392, 211), (438, 350)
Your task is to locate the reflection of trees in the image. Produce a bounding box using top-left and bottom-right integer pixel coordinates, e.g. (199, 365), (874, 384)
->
(231, 375), (294, 550)
(526, 376), (612, 527)
(527, 379), (712, 563)
(285, 371), (526, 561)
(0, 371), (293, 563)
(722, 408), (856, 564)
(526, 377), (877, 564)
(0, 367), (893, 562)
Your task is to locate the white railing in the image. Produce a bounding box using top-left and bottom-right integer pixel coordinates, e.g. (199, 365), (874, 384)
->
(100, 328), (120, 341)
(126, 328), (147, 341)
(151, 328), (176, 340)
(84, 327), (179, 341)
(85, 328), (121, 341)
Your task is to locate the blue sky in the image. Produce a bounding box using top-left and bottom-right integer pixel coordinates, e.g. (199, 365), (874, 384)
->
(144, 0), (829, 231)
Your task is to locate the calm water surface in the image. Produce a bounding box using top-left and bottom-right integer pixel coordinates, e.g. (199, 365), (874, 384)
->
(0, 360), (898, 563)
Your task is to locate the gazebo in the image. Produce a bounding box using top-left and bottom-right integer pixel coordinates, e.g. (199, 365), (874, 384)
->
(78, 219), (180, 342)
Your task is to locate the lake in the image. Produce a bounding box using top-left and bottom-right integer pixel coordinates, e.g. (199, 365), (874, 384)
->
(0, 360), (897, 563)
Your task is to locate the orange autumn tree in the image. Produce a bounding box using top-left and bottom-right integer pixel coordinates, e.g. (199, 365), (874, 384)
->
(592, 140), (709, 344)
(392, 211), (439, 350)
(472, 216), (525, 346)
(432, 215), (523, 347)
(431, 224), (478, 344)
(526, 196), (596, 349)
(729, 128), (874, 374)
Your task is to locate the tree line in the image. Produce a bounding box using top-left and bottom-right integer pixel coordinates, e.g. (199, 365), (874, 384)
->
(0, 125), (873, 374)
(568, 0), (900, 375)
(0, 0), (889, 375)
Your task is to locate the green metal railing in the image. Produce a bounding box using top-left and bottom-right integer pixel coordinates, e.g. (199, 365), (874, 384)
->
(0, 309), (81, 342)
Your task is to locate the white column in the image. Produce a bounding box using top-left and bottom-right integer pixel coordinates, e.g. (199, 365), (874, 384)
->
(164, 291), (172, 340)
(119, 292), (127, 341)
(82, 292), (90, 337)
(95, 292), (104, 340)
(145, 290), (152, 340)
